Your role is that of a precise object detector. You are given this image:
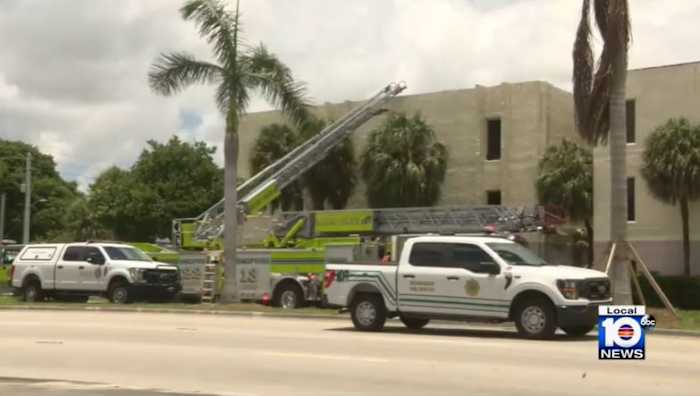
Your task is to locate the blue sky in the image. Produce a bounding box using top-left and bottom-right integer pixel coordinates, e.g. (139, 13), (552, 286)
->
(1, 0), (699, 191)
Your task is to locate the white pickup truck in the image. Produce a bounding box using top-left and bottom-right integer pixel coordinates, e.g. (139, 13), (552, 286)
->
(11, 242), (180, 303)
(325, 235), (611, 339)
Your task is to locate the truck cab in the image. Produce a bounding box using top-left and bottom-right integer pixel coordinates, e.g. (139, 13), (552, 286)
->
(11, 242), (180, 303)
(325, 235), (611, 339)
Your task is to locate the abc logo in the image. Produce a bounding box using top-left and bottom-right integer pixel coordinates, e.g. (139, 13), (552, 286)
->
(601, 317), (643, 348)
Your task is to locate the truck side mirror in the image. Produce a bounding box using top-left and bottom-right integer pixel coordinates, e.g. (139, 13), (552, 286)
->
(480, 262), (501, 275)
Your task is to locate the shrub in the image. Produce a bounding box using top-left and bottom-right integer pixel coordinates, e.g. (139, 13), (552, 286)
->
(637, 274), (700, 310)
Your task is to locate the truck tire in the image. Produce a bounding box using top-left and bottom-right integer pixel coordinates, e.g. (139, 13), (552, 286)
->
(351, 294), (386, 332)
(22, 279), (44, 302)
(561, 324), (595, 337)
(108, 281), (132, 304)
(274, 283), (304, 309)
(400, 316), (430, 330)
(514, 297), (556, 339)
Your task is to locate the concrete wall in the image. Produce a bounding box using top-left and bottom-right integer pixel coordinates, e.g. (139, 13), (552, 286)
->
(238, 81), (577, 211)
(593, 61), (700, 275)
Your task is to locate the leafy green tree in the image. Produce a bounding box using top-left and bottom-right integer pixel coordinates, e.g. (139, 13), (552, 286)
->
(536, 140), (593, 266)
(641, 118), (700, 277)
(0, 139), (80, 242)
(46, 196), (110, 242)
(361, 113), (447, 208)
(132, 136), (224, 236)
(87, 136), (223, 241)
(149, 0), (309, 302)
(299, 118), (357, 210)
(249, 124), (303, 212)
(88, 167), (160, 241)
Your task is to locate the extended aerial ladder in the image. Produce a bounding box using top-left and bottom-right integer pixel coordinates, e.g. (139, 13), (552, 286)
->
(173, 81), (408, 246)
(263, 205), (549, 248)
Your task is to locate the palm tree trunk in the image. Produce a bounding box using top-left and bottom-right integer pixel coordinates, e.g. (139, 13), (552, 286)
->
(609, 43), (632, 304)
(220, 110), (240, 303)
(680, 196), (690, 276)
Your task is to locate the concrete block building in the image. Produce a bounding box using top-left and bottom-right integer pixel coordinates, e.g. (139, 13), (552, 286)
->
(238, 62), (699, 275)
(593, 61), (700, 275)
(238, 81), (576, 209)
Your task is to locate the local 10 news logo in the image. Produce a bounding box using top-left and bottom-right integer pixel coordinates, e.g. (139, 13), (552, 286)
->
(598, 305), (656, 360)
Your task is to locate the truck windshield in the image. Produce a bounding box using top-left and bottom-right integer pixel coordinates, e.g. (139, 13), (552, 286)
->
(486, 242), (548, 266)
(103, 246), (152, 262)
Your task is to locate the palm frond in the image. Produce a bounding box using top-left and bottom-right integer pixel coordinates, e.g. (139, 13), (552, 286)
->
(242, 44), (311, 128)
(149, 52), (223, 96)
(180, 0), (242, 69)
(572, 0), (631, 145)
(572, 0), (595, 142)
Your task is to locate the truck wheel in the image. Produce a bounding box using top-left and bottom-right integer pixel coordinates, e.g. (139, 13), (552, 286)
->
(514, 297), (556, 339)
(23, 280), (44, 302)
(274, 284), (304, 309)
(351, 294), (386, 332)
(400, 316), (430, 330)
(109, 282), (132, 304)
(562, 325), (595, 337)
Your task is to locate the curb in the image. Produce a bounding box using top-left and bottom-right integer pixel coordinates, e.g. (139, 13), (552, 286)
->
(648, 328), (700, 338)
(0, 304), (347, 321)
(1, 305), (699, 337)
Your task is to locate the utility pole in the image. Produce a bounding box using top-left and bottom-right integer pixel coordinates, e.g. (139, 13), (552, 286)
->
(0, 192), (6, 242)
(22, 152), (31, 244)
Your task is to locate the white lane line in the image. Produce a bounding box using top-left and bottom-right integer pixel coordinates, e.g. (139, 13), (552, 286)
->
(260, 351), (390, 363)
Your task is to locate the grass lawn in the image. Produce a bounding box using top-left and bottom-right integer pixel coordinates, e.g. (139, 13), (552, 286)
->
(639, 308), (699, 331)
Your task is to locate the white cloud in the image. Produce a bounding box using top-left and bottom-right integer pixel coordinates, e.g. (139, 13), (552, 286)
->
(1, 0), (699, 190)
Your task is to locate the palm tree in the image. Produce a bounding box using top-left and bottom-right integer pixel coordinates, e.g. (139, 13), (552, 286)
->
(298, 117), (357, 209)
(361, 112), (447, 208)
(573, 0), (631, 302)
(536, 140), (593, 266)
(250, 124), (304, 212)
(641, 118), (700, 277)
(149, 0), (309, 302)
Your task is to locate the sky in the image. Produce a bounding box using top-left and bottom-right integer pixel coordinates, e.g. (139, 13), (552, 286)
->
(1, 0), (699, 191)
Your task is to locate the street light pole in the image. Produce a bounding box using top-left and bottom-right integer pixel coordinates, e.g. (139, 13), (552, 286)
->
(0, 192), (6, 242)
(22, 152), (32, 244)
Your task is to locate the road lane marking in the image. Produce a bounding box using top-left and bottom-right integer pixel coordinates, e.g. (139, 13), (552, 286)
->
(260, 351), (390, 363)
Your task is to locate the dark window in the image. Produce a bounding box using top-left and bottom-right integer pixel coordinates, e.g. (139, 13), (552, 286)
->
(62, 246), (84, 261)
(486, 119), (501, 160)
(486, 190), (501, 205)
(408, 243), (445, 267)
(62, 246), (105, 263)
(627, 177), (636, 222)
(449, 244), (496, 273)
(626, 99), (636, 143)
(84, 247), (105, 264)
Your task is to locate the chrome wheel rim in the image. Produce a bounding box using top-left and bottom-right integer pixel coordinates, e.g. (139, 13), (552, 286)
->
(521, 306), (546, 334)
(113, 288), (128, 304)
(356, 301), (377, 327)
(280, 290), (297, 309)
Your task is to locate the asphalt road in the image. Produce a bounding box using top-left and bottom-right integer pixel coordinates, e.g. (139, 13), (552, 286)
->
(0, 311), (698, 396)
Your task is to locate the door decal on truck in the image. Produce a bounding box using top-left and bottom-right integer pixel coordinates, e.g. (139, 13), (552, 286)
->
(464, 279), (480, 296)
(409, 280), (435, 293)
